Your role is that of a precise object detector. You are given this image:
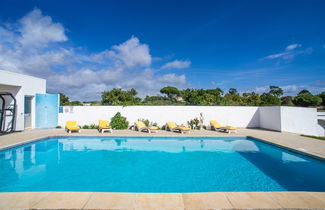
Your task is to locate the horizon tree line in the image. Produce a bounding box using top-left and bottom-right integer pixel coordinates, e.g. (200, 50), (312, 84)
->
(59, 86), (325, 108)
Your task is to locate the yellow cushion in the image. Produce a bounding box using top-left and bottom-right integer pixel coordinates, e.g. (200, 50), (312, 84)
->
(166, 122), (177, 129)
(210, 120), (222, 128)
(149, 126), (159, 130)
(66, 121), (77, 127)
(225, 125), (236, 130)
(66, 121), (80, 130)
(99, 120), (111, 129)
(68, 126), (80, 130)
(101, 125), (112, 129)
(178, 125), (190, 131)
(136, 121), (147, 129)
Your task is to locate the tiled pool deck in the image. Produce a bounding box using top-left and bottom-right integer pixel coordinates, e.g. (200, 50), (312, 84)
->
(0, 128), (325, 210)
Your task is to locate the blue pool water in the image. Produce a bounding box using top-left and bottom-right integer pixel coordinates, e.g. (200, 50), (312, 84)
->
(0, 136), (324, 192)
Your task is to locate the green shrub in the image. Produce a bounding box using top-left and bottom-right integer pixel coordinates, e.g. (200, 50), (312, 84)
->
(161, 124), (166, 130)
(111, 112), (129, 129)
(56, 125), (62, 129)
(82, 124), (99, 129)
(151, 122), (158, 127)
(90, 124), (99, 129)
(187, 118), (200, 129)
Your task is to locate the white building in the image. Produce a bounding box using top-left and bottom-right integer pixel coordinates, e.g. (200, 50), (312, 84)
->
(0, 70), (47, 131)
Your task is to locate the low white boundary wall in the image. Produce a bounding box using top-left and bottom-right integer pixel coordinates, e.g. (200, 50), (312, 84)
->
(259, 107), (282, 131)
(59, 106), (260, 128)
(58, 106), (322, 136)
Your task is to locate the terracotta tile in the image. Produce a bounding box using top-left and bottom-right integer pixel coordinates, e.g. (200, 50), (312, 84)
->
(83, 192), (136, 209)
(135, 193), (184, 210)
(271, 192), (325, 209)
(182, 192), (232, 209)
(226, 192), (281, 209)
(0, 192), (49, 210)
(32, 192), (92, 209)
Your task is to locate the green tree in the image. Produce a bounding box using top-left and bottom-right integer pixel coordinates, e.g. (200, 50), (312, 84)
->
(318, 92), (325, 106)
(260, 86), (283, 106)
(181, 88), (222, 105)
(180, 89), (200, 105)
(221, 88), (242, 105)
(204, 88), (223, 105)
(222, 94), (242, 105)
(269, 86), (283, 97)
(142, 95), (172, 105)
(228, 88), (239, 96)
(110, 112), (129, 129)
(298, 89), (311, 95)
(281, 96), (294, 106)
(59, 93), (69, 106)
(293, 91), (322, 107)
(242, 92), (261, 106)
(160, 86), (180, 101)
(260, 93), (281, 106)
(101, 88), (141, 105)
(69, 101), (83, 106)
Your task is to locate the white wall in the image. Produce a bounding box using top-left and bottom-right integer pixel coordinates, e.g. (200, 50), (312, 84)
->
(280, 106), (319, 136)
(58, 105), (322, 136)
(259, 106), (282, 131)
(317, 112), (325, 136)
(58, 106), (260, 128)
(258, 106), (320, 135)
(0, 70), (46, 130)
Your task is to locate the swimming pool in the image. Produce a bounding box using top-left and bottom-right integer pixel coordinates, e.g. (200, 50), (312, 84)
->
(0, 136), (324, 192)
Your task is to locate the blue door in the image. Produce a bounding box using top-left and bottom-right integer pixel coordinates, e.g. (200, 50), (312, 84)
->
(35, 94), (59, 128)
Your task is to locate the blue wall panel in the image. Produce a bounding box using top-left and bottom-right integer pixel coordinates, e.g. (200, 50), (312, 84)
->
(35, 94), (58, 128)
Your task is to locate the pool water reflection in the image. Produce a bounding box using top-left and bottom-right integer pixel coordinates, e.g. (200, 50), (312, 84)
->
(0, 136), (324, 192)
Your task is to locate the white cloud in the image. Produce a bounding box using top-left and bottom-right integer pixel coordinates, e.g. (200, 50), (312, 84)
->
(263, 43), (303, 61)
(254, 86), (269, 94)
(161, 59), (191, 69)
(111, 36), (151, 68)
(18, 8), (67, 47)
(280, 85), (300, 94)
(285, 44), (301, 51)
(93, 36), (152, 68)
(264, 52), (290, 60)
(0, 9), (188, 101)
(158, 73), (186, 84)
(253, 83), (325, 95)
(254, 85), (299, 95)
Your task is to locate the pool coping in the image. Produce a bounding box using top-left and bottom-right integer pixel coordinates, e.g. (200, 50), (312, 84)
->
(1, 191), (325, 209)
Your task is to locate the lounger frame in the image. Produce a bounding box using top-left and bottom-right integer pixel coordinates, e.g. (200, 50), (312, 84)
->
(166, 125), (190, 134)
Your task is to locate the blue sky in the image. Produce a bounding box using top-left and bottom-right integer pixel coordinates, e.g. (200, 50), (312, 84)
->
(0, 0), (324, 100)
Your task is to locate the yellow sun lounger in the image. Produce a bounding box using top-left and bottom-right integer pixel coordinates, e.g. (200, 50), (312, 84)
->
(166, 122), (190, 134)
(135, 121), (159, 133)
(99, 120), (113, 133)
(65, 121), (80, 133)
(210, 120), (237, 133)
